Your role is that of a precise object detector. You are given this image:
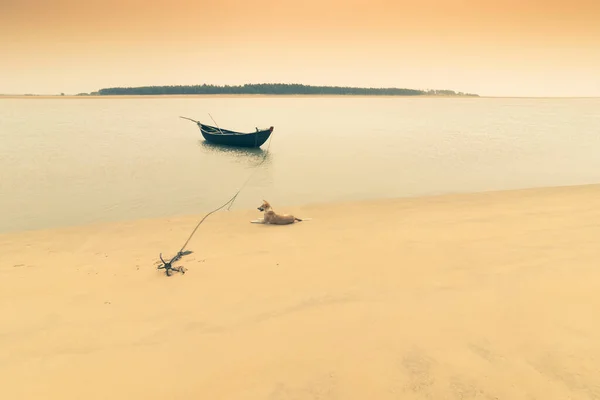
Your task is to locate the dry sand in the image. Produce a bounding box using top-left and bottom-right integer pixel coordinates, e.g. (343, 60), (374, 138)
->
(1, 185), (600, 399)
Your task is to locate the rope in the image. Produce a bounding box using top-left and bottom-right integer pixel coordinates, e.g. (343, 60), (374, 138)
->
(226, 128), (274, 211)
(158, 124), (275, 275)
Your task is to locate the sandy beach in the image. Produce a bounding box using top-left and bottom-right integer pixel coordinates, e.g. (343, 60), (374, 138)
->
(1, 184), (600, 399)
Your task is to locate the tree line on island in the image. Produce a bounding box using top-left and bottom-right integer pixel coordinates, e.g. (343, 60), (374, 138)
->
(83, 83), (478, 97)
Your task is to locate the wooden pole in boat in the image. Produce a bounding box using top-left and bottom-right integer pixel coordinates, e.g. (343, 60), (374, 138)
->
(208, 113), (225, 135)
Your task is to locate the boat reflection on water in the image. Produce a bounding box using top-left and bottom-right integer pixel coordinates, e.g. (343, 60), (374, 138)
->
(198, 140), (273, 167)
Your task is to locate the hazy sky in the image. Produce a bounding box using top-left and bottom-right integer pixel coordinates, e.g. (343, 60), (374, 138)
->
(1, 0), (599, 96)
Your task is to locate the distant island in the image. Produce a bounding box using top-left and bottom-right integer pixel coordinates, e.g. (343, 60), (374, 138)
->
(88, 84), (479, 97)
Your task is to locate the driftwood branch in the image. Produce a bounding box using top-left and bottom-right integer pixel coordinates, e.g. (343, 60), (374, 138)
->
(157, 252), (187, 276)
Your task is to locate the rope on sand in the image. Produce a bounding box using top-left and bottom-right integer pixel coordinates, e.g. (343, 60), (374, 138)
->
(157, 116), (275, 276)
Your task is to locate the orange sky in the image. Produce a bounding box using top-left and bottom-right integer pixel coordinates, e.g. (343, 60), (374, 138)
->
(1, 0), (599, 96)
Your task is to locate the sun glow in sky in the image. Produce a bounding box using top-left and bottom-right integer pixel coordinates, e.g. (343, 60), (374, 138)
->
(1, 0), (599, 96)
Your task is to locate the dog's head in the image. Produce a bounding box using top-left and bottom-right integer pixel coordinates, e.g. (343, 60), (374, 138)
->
(257, 200), (271, 212)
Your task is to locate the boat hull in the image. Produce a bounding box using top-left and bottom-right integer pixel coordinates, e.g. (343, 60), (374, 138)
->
(198, 123), (273, 148)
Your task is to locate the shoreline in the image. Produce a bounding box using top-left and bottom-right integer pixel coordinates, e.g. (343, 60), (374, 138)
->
(2, 182), (597, 236)
(2, 183), (600, 399)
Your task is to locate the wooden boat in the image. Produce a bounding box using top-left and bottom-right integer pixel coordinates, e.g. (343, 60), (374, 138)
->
(180, 116), (273, 148)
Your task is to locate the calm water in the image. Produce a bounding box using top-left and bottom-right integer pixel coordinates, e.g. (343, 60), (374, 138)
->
(1, 96), (599, 233)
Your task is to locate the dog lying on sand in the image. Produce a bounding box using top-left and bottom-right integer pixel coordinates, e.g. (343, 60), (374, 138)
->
(255, 200), (303, 225)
